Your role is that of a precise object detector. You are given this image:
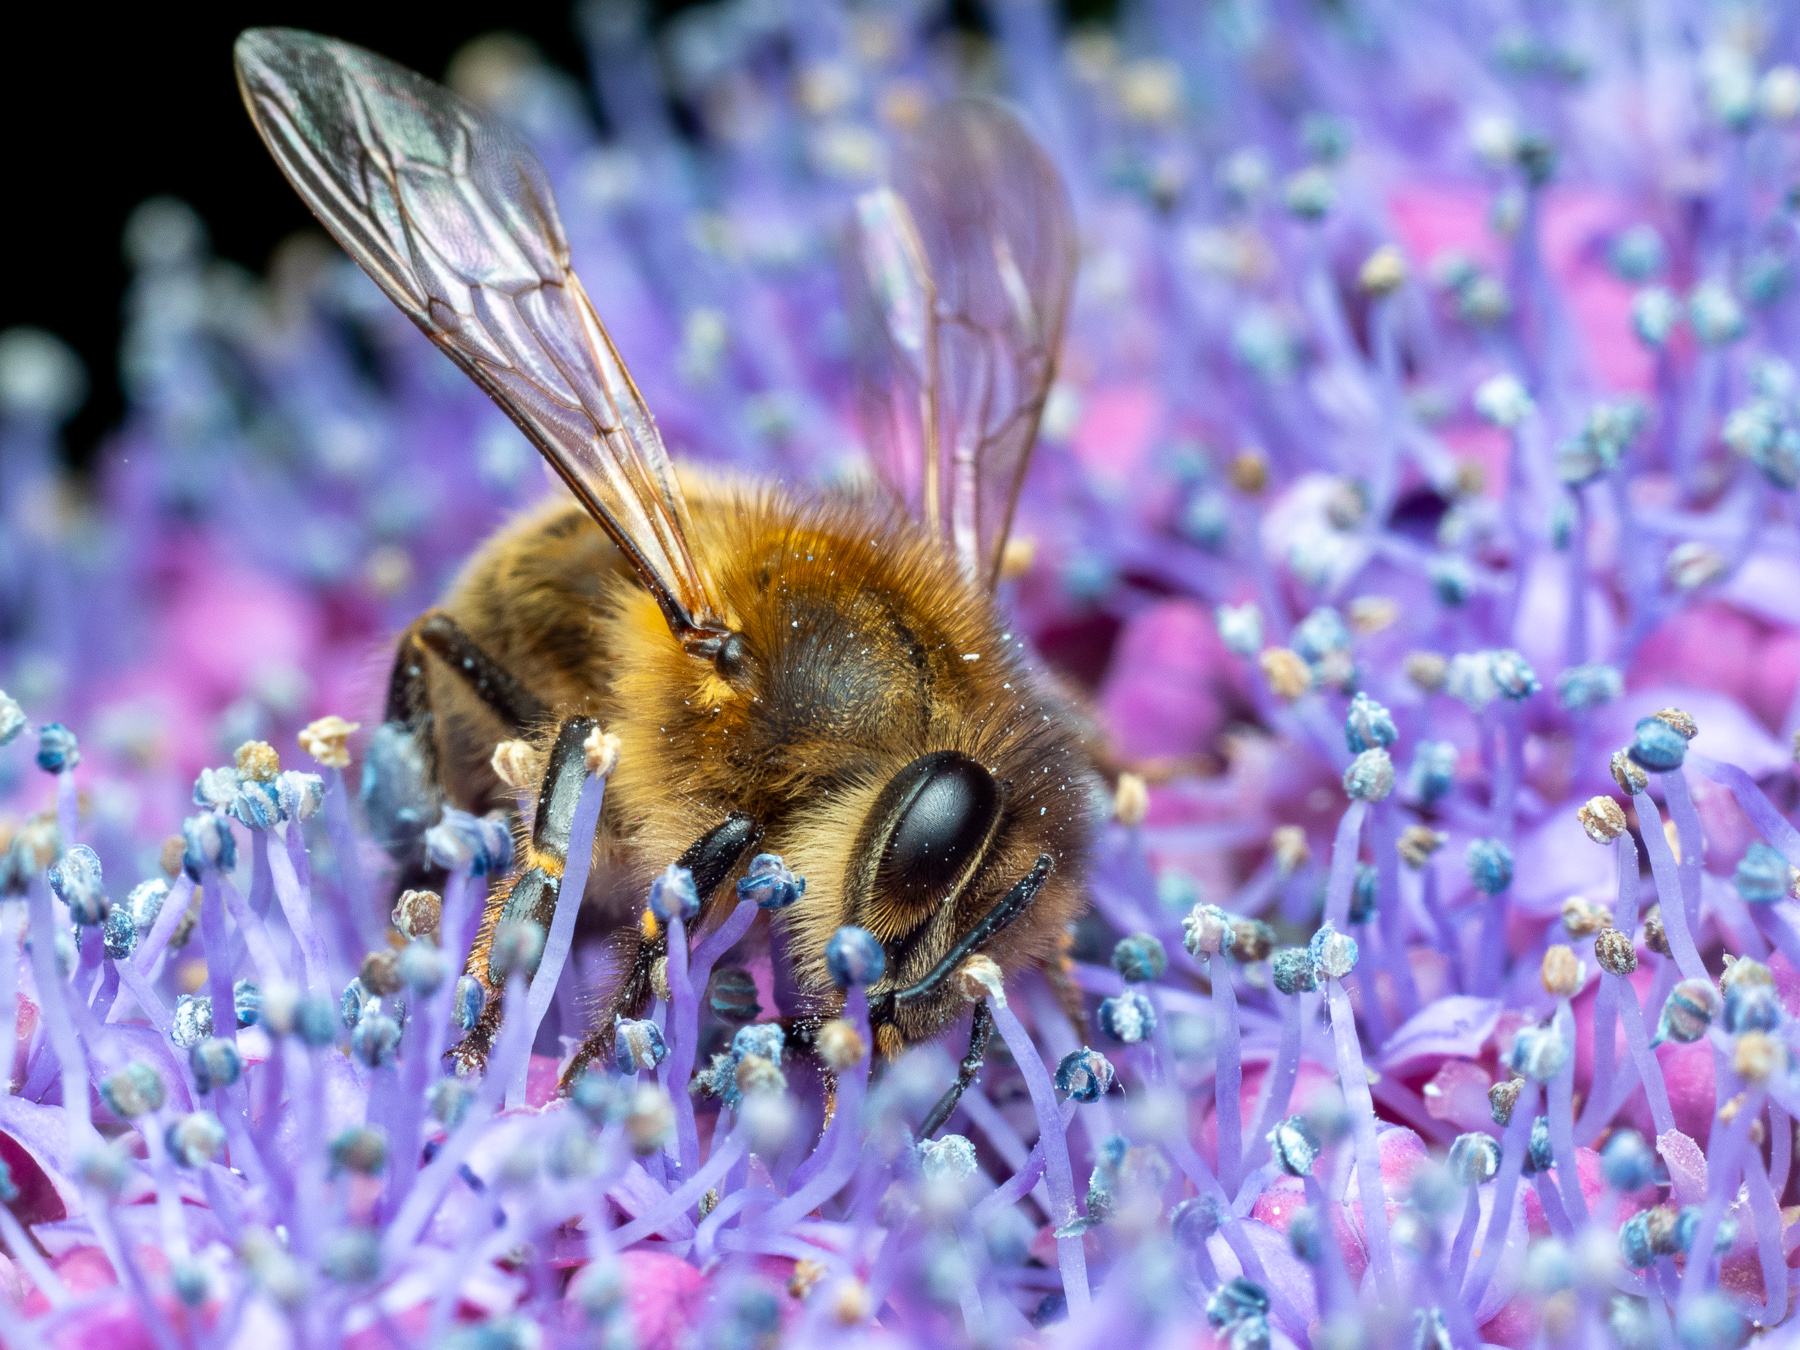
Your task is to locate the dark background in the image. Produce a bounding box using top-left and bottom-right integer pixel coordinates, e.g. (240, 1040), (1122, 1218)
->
(7, 1), (1054, 469)
(5, 6), (619, 466)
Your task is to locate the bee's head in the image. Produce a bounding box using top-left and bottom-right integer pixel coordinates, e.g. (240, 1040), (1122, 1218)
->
(750, 628), (1098, 1049)
(615, 489), (1102, 1046)
(835, 734), (1093, 1050)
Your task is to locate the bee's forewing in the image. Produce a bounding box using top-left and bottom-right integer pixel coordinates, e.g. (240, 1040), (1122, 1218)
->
(849, 99), (1077, 590)
(234, 27), (724, 642)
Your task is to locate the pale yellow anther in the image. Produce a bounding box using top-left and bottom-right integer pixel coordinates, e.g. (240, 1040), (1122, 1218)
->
(999, 536), (1037, 581)
(833, 1279), (871, 1325)
(584, 726), (622, 777)
(1348, 596), (1399, 635)
(1576, 796), (1627, 844)
(1227, 451), (1268, 495)
(1358, 245), (1408, 297)
(1405, 652), (1448, 693)
(1272, 825), (1311, 877)
(234, 740), (280, 783)
(957, 954), (1006, 1006)
(298, 715), (359, 769)
(1260, 648), (1312, 702)
(816, 1019), (866, 1071)
(1541, 945), (1582, 997)
(1114, 773), (1149, 828)
(1734, 1031), (1782, 1085)
(491, 739), (537, 792)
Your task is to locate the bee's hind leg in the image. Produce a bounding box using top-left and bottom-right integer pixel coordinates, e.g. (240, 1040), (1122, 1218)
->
(370, 610), (549, 894)
(400, 612), (546, 733)
(557, 812), (764, 1088)
(914, 1000), (994, 1141)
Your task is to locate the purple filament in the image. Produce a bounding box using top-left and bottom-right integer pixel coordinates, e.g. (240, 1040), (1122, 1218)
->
(1324, 977), (1395, 1306)
(1744, 1143), (1789, 1325)
(268, 822), (332, 998)
(986, 991), (1090, 1317)
(1371, 803), (1420, 1018)
(513, 770), (608, 1106)
(1677, 1087), (1759, 1300)
(759, 987), (871, 1232)
(320, 767), (373, 947)
(659, 909), (698, 1174)
(1545, 1000), (1586, 1225)
(1240, 988), (1305, 1184)
(26, 880), (92, 1138)
(1462, 1081), (1537, 1311)
(1632, 790), (1709, 983)
(1210, 956), (1244, 1192)
(132, 872), (195, 975)
(1445, 1180), (1483, 1292)
(1615, 970), (1677, 1138)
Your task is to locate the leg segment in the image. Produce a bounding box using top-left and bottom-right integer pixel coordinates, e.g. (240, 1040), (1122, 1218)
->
(673, 813), (765, 902)
(372, 610), (549, 892)
(402, 611), (547, 732)
(557, 812), (763, 1085)
(478, 717), (598, 981)
(451, 716), (596, 1072)
(915, 999), (993, 1140)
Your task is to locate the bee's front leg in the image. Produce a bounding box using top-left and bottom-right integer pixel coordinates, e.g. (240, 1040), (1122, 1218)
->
(914, 999), (994, 1141)
(449, 715), (596, 1076)
(557, 812), (763, 1087)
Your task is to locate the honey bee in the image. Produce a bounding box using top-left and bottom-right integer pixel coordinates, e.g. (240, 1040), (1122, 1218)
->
(234, 29), (1097, 1115)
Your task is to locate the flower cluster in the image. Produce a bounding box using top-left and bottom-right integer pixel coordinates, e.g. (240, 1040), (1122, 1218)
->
(4, 1), (1800, 1347)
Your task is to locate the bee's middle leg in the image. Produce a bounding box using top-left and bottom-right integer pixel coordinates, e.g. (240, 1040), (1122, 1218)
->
(557, 811), (764, 1088)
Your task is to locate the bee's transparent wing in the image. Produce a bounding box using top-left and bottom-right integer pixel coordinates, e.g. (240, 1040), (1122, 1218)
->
(849, 99), (1076, 590)
(234, 28), (725, 644)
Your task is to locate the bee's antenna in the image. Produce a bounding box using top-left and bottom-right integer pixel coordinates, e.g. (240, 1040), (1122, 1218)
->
(890, 854), (1054, 1010)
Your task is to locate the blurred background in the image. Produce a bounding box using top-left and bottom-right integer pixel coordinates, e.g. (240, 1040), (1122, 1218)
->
(10, 3), (947, 467)
(5, 0), (1798, 944)
(4, 0), (1159, 887)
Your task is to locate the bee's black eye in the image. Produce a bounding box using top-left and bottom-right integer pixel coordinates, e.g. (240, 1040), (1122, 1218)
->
(873, 751), (1000, 904)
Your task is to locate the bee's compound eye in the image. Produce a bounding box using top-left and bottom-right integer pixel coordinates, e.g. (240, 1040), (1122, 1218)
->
(875, 751), (1000, 904)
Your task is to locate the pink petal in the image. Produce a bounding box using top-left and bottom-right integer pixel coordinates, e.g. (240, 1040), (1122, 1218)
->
(1387, 184), (1506, 275)
(526, 1055), (563, 1109)
(1536, 186), (1654, 394)
(1657, 1129), (1708, 1206)
(0, 1098), (85, 1226)
(1069, 383), (1162, 485)
(1420, 1059), (1497, 1134)
(8, 992), (37, 1093)
(1380, 997), (1502, 1072)
(1479, 1289), (1543, 1349)
(1097, 598), (1240, 763)
(621, 1250), (710, 1350)
(1521, 1148), (1605, 1232)
(1658, 1039), (1719, 1145)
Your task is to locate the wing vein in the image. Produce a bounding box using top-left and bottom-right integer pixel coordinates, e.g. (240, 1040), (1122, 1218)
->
(235, 27), (727, 644)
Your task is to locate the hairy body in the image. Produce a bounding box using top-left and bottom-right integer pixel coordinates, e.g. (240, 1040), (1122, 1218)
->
(434, 475), (1099, 1065)
(234, 29), (1089, 1094)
